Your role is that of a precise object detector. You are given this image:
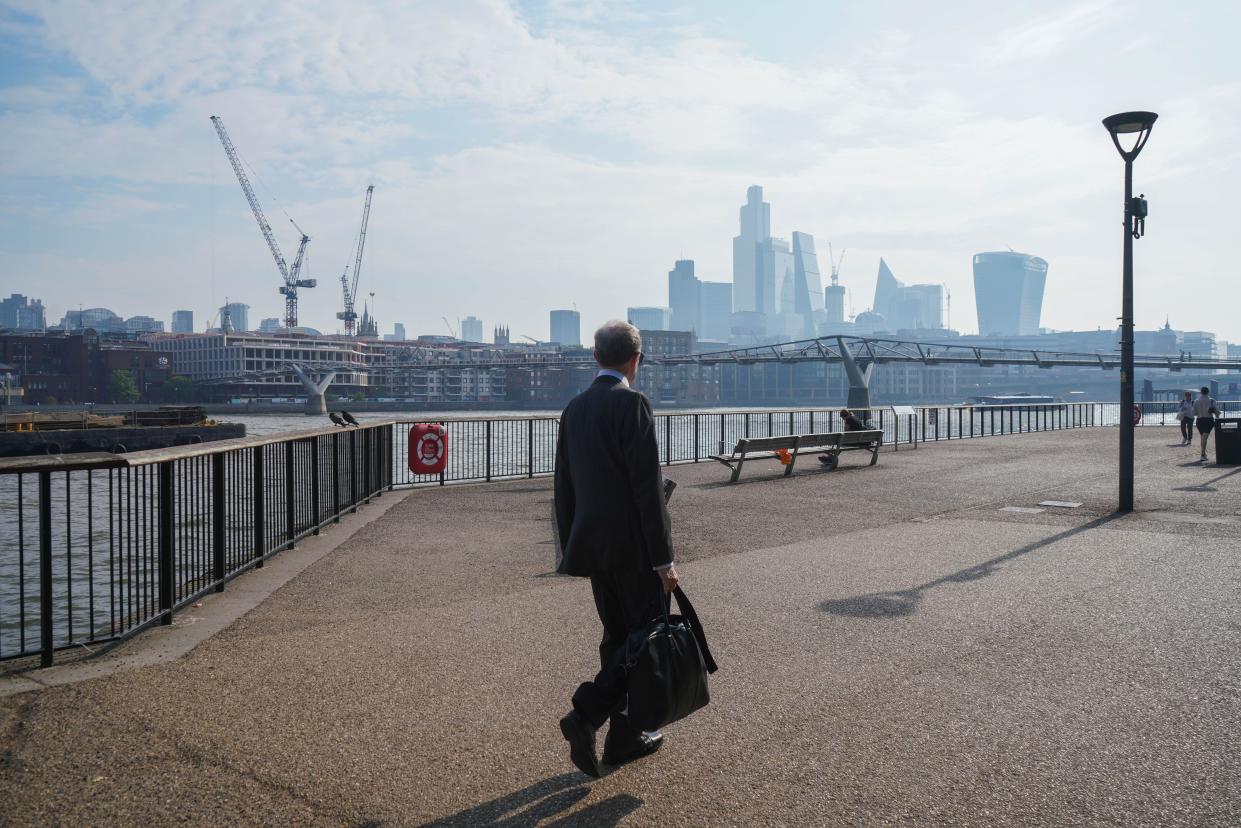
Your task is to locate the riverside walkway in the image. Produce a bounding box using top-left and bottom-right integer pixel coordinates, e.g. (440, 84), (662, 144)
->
(2, 427), (1239, 826)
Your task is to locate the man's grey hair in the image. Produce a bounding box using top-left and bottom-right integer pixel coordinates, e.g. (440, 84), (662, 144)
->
(594, 320), (642, 368)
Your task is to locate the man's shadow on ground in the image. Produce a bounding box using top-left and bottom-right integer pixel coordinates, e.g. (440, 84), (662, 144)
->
(818, 514), (1119, 619)
(419, 772), (641, 827)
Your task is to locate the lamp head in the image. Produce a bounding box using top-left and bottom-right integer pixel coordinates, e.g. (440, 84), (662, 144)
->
(1102, 111), (1158, 160)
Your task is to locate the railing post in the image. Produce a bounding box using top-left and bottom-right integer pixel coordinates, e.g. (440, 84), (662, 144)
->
(527, 418), (535, 478)
(253, 446), (265, 568)
(350, 428), (359, 510)
(38, 470), (53, 667)
(158, 461), (174, 625)
(213, 453), (226, 591)
(665, 415), (671, 465)
(310, 436), (321, 535)
(285, 440), (296, 547)
(485, 420), (492, 482)
(363, 427), (374, 500)
(693, 413), (700, 462)
(332, 432), (341, 522)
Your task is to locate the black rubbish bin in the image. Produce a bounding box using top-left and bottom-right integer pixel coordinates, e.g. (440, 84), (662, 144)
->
(1215, 418), (1241, 465)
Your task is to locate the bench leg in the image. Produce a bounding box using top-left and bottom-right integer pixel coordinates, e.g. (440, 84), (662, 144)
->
(784, 437), (801, 477)
(869, 443), (880, 466)
(730, 451), (746, 483)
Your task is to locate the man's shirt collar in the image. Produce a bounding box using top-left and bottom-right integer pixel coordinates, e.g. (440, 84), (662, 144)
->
(596, 369), (628, 387)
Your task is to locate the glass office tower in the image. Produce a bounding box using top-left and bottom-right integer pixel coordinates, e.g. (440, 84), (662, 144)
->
(972, 252), (1048, 336)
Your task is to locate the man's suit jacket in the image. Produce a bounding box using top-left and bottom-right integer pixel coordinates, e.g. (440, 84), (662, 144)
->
(554, 375), (673, 577)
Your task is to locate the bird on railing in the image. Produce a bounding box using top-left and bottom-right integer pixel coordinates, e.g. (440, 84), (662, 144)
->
(341, 410), (360, 427)
(328, 412), (347, 427)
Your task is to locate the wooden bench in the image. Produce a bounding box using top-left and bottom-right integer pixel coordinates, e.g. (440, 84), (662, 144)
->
(709, 429), (883, 482)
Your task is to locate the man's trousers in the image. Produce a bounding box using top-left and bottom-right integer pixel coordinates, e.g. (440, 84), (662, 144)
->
(572, 566), (668, 729)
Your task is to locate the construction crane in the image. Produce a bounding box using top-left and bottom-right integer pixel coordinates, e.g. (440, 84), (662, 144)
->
(210, 115), (315, 329)
(442, 317), (457, 338)
(943, 284), (952, 330)
(337, 185), (374, 336)
(827, 243), (847, 286)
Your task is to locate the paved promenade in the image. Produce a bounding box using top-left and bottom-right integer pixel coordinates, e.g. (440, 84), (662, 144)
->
(2, 427), (1240, 826)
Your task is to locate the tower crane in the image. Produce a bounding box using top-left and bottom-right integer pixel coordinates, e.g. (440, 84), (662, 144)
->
(337, 185), (374, 336)
(442, 317), (457, 338)
(827, 243), (847, 286)
(210, 115), (315, 329)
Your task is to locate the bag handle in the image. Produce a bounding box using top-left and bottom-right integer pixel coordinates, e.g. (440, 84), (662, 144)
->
(670, 586), (718, 674)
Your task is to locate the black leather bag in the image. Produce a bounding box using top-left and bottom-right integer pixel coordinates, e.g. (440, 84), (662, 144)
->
(623, 586), (718, 733)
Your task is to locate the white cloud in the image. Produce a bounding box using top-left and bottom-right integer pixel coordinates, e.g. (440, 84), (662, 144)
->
(981, 0), (1118, 64)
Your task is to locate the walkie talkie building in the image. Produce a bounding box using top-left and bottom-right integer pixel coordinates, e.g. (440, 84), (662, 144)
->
(972, 252), (1048, 336)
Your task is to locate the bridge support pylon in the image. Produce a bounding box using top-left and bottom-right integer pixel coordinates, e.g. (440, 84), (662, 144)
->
(289, 364), (336, 416)
(836, 337), (875, 411)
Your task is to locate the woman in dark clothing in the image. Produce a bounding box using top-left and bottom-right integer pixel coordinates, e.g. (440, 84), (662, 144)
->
(839, 408), (866, 432)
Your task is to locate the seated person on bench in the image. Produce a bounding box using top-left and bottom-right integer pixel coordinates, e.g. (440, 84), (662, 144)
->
(839, 408), (866, 432)
(819, 409), (867, 466)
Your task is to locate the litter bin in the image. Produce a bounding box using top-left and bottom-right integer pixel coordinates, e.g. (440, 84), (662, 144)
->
(1215, 418), (1241, 465)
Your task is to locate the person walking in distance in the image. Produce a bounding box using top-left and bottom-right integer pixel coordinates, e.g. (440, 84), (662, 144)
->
(554, 320), (678, 778)
(1192, 386), (1220, 461)
(1177, 390), (1195, 446)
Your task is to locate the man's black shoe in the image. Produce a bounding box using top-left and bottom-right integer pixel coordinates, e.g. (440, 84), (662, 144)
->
(559, 710), (602, 778)
(602, 730), (664, 766)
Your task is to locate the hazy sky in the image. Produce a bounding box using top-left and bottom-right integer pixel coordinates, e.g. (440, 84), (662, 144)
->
(2, 0), (1239, 342)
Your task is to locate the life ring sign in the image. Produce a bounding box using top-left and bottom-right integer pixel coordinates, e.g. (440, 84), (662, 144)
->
(1132, 404), (1143, 425)
(408, 424), (448, 475)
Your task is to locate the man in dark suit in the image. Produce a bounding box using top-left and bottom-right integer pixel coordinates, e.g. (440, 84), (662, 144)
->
(554, 320), (679, 778)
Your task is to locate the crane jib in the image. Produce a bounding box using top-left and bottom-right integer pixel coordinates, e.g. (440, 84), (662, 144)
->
(210, 114), (312, 328)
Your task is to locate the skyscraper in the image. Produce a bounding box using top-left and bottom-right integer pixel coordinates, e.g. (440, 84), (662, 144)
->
(668, 260), (701, 333)
(627, 307), (671, 331)
(825, 282), (846, 325)
(732, 185), (771, 314)
(550, 309), (581, 346)
(171, 310), (194, 334)
(871, 259), (945, 331)
(873, 258), (901, 323)
(1, 294), (47, 330)
(460, 316), (483, 343)
(258, 317), (281, 333)
(700, 282), (733, 341)
(972, 252), (1048, 336)
(788, 231), (825, 337)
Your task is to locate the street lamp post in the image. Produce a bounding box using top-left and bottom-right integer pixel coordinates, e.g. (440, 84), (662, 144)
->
(1102, 110), (1157, 513)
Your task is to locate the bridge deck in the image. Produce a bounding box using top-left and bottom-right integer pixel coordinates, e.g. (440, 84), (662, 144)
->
(2, 427), (1240, 826)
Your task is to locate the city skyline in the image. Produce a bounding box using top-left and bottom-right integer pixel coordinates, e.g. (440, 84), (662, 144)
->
(3, 2), (1241, 343)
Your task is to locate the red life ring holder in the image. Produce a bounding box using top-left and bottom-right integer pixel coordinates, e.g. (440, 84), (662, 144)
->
(1132, 404), (1142, 425)
(408, 424), (449, 474)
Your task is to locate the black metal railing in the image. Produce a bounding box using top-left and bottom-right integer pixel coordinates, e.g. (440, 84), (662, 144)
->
(0, 422), (391, 666)
(386, 401), (1164, 487)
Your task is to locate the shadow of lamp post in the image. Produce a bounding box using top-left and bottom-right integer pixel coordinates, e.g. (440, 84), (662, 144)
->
(1102, 110), (1158, 513)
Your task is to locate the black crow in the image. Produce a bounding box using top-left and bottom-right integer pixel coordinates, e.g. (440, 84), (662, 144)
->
(328, 412), (346, 427)
(341, 410), (360, 426)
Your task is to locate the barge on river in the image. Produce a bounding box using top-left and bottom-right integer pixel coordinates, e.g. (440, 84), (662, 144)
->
(0, 406), (245, 457)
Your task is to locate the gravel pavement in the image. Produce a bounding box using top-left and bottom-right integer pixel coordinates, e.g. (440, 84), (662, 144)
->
(2, 426), (1239, 826)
